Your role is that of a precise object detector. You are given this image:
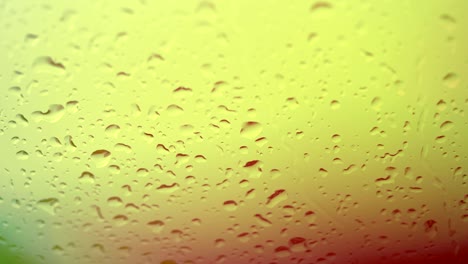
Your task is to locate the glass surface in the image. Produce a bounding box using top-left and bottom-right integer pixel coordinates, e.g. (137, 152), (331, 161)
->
(0, 1), (467, 263)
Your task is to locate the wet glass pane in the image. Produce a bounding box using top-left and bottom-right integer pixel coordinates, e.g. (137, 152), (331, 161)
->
(0, 1), (467, 263)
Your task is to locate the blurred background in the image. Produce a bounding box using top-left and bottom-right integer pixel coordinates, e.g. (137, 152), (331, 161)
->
(0, 0), (467, 263)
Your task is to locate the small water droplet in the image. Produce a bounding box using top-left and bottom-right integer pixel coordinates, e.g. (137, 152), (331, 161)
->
(240, 121), (262, 139)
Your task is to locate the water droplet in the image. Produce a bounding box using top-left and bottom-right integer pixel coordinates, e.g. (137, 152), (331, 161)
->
(37, 198), (59, 215)
(371, 97), (382, 110)
(274, 246), (291, 258)
(79, 171), (95, 183)
(32, 56), (66, 74)
(105, 124), (121, 138)
(440, 121), (454, 132)
(173, 86), (192, 98)
(148, 220), (165, 233)
(31, 104), (65, 123)
(90, 149), (111, 168)
(310, 1), (332, 12)
(160, 260), (177, 264)
(16, 150), (29, 160)
(443, 72), (460, 88)
(240, 121), (262, 139)
(166, 104), (184, 116)
(113, 214), (129, 226)
(107, 197), (123, 207)
(266, 189), (288, 208)
(66, 101), (79, 113)
(243, 160), (259, 167)
(156, 183), (180, 193)
(289, 237), (307, 252)
(424, 219), (438, 239)
(330, 100), (340, 110)
(223, 200), (238, 211)
(254, 214), (272, 227)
